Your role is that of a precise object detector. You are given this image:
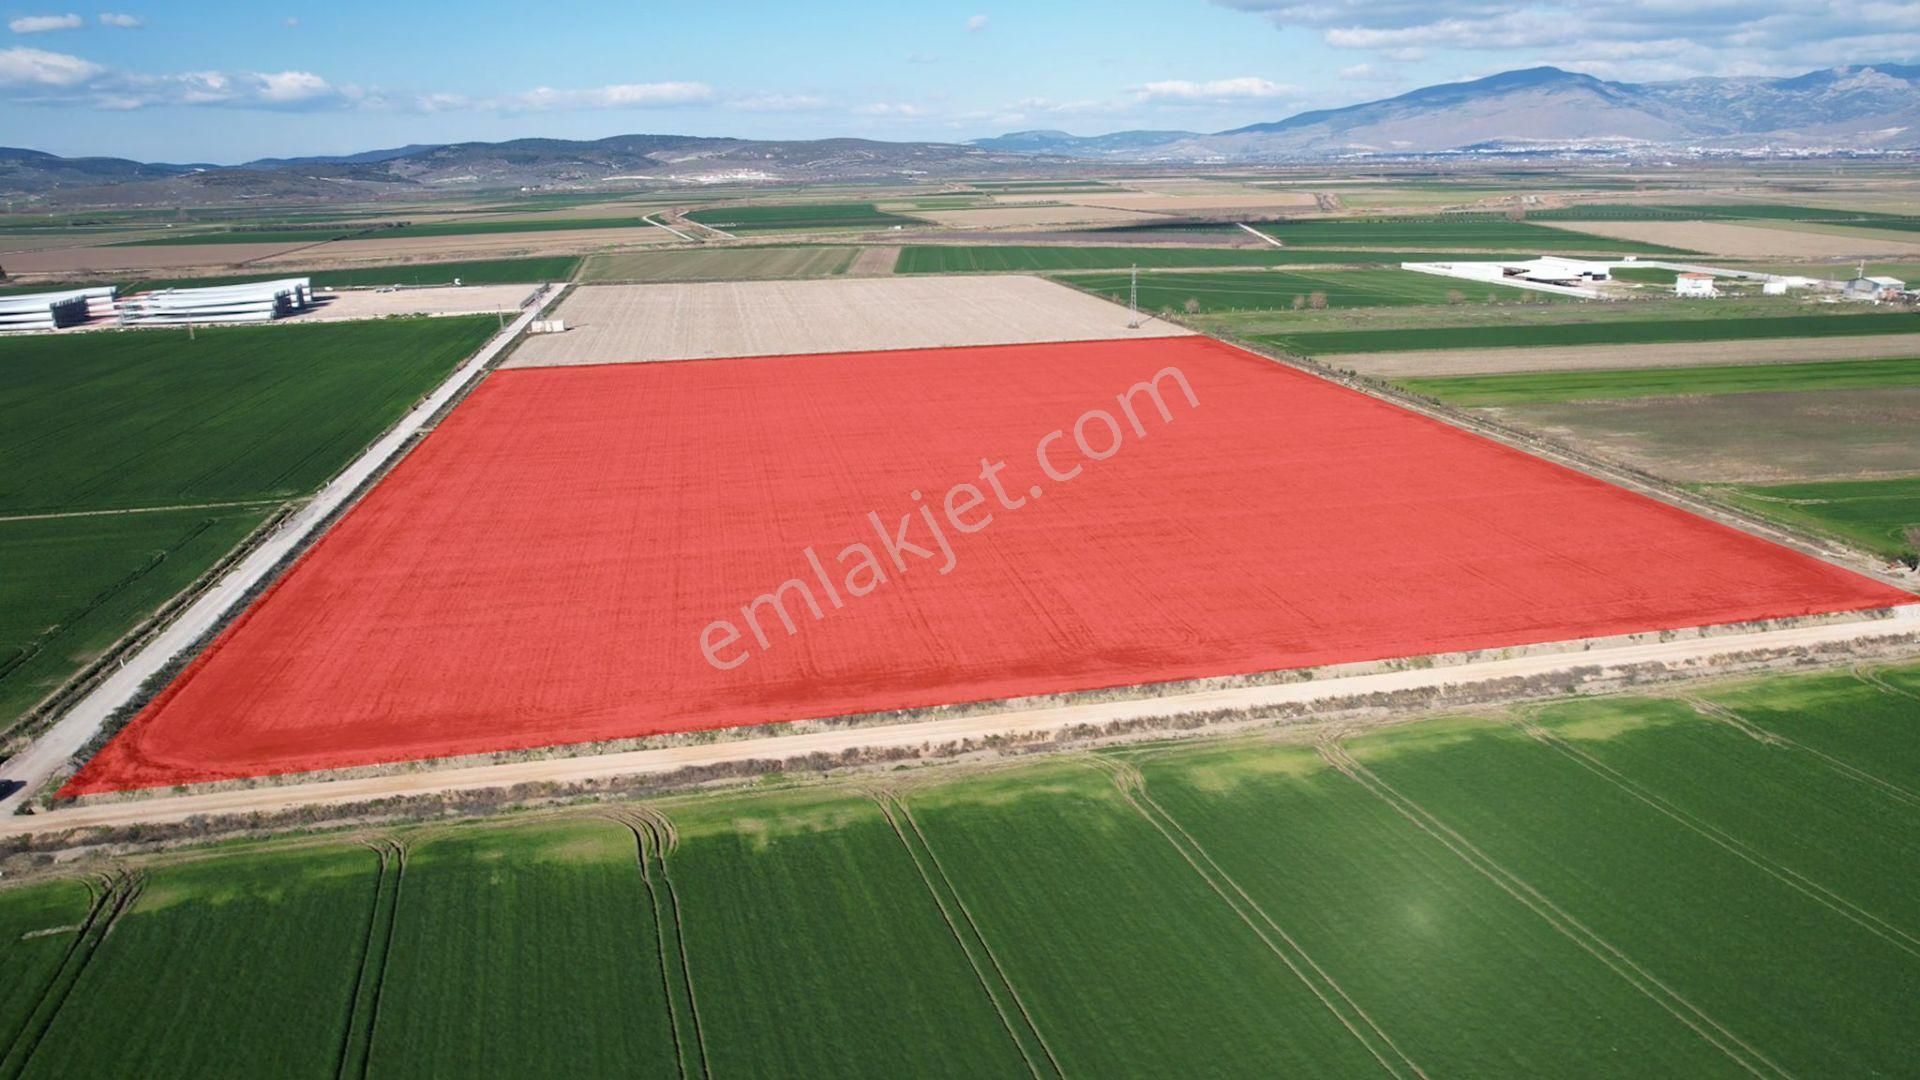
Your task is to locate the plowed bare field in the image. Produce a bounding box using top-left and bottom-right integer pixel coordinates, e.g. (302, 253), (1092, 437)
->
(505, 276), (1189, 366)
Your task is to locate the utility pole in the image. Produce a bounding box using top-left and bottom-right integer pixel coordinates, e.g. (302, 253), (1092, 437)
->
(1128, 264), (1139, 329)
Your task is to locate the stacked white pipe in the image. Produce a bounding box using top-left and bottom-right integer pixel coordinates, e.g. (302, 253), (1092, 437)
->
(118, 278), (313, 326)
(0, 286), (117, 332)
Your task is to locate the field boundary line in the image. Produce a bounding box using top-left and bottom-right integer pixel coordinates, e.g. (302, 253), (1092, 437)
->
(869, 791), (1063, 1079)
(1687, 698), (1920, 808)
(0, 870), (144, 1080)
(1513, 715), (1920, 956)
(1080, 756), (1426, 1080)
(1319, 740), (1789, 1079)
(0, 499), (288, 524)
(1237, 223), (1286, 247)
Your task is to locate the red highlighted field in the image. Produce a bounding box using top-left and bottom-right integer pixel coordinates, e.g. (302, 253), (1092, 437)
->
(68, 336), (1912, 793)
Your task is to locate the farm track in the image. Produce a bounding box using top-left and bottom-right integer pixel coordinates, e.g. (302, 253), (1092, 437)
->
(1511, 715), (1920, 956)
(0, 871), (144, 1080)
(1686, 698), (1920, 809)
(1080, 756), (1426, 1080)
(614, 809), (709, 1080)
(337, 839), (406, 1080)
(869, 791), (1062, 1080)
(0, 499), (286, 524)
(1853, 664), (1920, 704)
(1315, 741), (1789, 1079)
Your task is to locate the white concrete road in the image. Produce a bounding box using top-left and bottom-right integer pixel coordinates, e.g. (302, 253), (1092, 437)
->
(0, 285), (559, 815)
(5, 606), (1913, 837)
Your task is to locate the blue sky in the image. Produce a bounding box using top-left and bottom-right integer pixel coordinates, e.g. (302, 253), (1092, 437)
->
(2, 0), (1916, 162)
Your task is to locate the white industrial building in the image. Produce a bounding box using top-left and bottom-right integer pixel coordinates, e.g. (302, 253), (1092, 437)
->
(1843, 275), (1906, 302)
(1400, 256), (1613, 299)
(1675, 272), (1718, 298)
(118, 278), (314, 325)
(0, 286), (117, 332)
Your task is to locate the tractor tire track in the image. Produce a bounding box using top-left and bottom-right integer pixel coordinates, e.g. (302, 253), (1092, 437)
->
(1080, 756), (1426, 1080)
(338, 839), (406, 1080)
(1317, 740), (1789, 1079)
(869, 790), (1062, 1080)
(1515, 715), (1920, 957)
(1688, 697), (1920, 809)
(0, 871), (145, 1080)
(614, 809), (709, 1080)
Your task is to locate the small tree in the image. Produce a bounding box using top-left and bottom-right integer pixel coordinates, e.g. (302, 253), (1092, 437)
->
(1183, 297), (1201, 314)
(1308, 290), (1328, 310)
(1291, 294), (1307, 310)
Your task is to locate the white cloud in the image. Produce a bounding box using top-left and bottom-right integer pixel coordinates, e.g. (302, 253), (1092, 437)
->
(731, 92), (829, 111)
(0, 45), (100, 84)
(8, 13), (82, 33)
(1216, 0), (1920, 79)
(853, 101), (927, 116)
(1137, 76), (1297, 102)
(97, 12), (143, 28)
(966, 14), (988, 32)
(503, 81), (713, 111)
(255, 70), (332, 103)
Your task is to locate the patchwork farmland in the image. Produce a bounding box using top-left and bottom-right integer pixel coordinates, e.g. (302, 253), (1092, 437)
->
(4, 165), (1920, 1080)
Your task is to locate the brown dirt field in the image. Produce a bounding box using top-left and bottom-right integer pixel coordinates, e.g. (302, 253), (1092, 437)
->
(847, 245), (900, 275)
(5, 242), (310, 274)
(1537, 219), (1920, 258)
(1339, 333), (1920, 378)
(504, 275), (1192, 366)
(287, 284), (539, 322)
(1059, 192), (1321, 213)
(257, 225), (687, 263)
(912, 205), (1167, 229)
(1490, 387), (1920, 483)
(577, 246), (854, 283)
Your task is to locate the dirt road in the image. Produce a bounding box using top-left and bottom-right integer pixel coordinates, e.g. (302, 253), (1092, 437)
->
(6, 607), (1912, 837)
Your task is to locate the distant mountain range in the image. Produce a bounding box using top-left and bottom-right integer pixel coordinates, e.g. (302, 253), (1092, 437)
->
(2, 64), (1915, 206)
(973, 64), (1920, 160)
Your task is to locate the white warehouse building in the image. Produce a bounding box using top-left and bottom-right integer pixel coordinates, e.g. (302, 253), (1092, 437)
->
(118, 278), (314, 326)
(1400, 256), (1612, 299)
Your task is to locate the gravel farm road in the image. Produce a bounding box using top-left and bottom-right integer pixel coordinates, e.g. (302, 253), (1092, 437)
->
(5, 607), (1913, 838)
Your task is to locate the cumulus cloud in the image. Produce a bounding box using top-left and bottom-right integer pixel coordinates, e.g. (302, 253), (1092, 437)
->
(97, 12), (143, 28)
(1215, 0), (1920, 79)
(731, 92), (829, 112)
(966, 14), (988, 32)
(1137, 76), (1296, 102)
(853, 101), (927, 116)
(0, 45), (100, 85)
(9, 13), (82, 33)
(503, 81), (713, 111)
